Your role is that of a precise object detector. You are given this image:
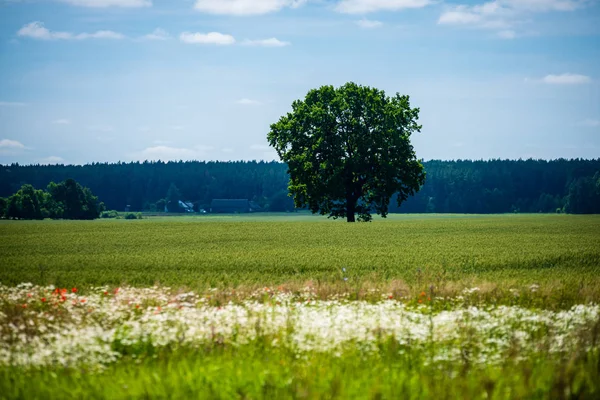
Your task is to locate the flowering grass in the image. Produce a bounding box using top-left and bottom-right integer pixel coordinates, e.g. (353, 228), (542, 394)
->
(4, 345), (599, 399)
(1, 284), (600, 399)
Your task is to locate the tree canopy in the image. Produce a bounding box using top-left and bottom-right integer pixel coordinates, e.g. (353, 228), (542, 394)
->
(2, 178), (104, 220)
(268, 82), (425, 222)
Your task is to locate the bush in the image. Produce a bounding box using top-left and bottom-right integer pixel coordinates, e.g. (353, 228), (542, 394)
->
(100, 210), (120, 219)
(124, 213), (143, 220)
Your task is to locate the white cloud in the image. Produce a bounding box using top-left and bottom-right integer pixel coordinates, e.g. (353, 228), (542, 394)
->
(17, 22), (125, 41)
(140, 28), (169, 41)
(499, 0), (587, 12)
(52, 119), (71, 125)
(438, 0), (591, 37)
(133, 145), (211, 161)
(138, 146), (197, 160)
(542, 73), (591, 84)
(236, 98), (262, 105)
(579, 119), (600, 127)
(18, 22), (167, 42)
(179, 32), (289, 47)
(180, 32), (235, 45)
(37, 156), (65, 164)
(18, 22), (71, 40)
(336, 0), (432, 14)
(0, 139), (26, 149)
(241, 38), (290, 47)
(497, 29), (516, 39)
(356, 19), (383, 29)
(194, 0), (306, 16)
(56, 0), (151, 7)
(76, 31), (125, 40)
(438, 3), (512, 29)
(438, 8), (484, 25)
(0, 101), (26, 107)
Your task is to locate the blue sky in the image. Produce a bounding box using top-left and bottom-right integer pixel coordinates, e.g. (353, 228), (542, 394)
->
(0, 0), (599, 165)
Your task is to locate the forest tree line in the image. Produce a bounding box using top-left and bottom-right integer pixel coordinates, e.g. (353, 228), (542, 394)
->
(0, 159), (599, 215)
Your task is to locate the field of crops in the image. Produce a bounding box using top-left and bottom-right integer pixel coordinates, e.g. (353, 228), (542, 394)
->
(1, 214), (599, 399)
(1, 214), (599, 290)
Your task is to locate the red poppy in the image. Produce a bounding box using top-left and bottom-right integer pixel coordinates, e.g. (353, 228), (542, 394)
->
(418, 299), (423, 304)
(71, 288), (77, 293)
(61, 296), (66, 301)
(388, 295), (394, 299)
(22, 304), (27, 308)
(81, 299), (86, 303)
(60, 288), (67, 294)
(41, 297), (46, 302)
(420, 291), (426, 297)
(103, 291), (109, 296)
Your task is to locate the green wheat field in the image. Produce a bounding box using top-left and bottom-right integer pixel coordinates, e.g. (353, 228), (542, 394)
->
(1, 214), (600, 399)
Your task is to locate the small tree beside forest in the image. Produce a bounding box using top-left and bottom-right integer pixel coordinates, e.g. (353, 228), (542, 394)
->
(165, 183), (183, 213)
(1, 178), (104, 220)
(564, 172), (600, 214)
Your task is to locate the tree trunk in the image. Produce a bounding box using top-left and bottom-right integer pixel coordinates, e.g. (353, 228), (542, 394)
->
(346, 197), (356, 222)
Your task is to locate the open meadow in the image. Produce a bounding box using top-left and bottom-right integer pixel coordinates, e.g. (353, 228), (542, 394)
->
(1, 214), (600, 399)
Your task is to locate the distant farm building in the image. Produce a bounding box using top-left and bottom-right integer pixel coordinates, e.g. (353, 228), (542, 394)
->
(210, 199), (262, 213)
(178, 200), (194, 213)
(165, 200), (194, 213)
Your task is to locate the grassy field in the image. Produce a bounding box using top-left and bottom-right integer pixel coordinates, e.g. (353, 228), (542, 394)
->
(1, 214), (600, 399)
(1, 214), (599, 291)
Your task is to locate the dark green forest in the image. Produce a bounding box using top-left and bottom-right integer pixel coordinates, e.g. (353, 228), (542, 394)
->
(1, 159), (599, 215)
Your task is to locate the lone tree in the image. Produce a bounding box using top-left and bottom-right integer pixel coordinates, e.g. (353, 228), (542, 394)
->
(268, 82), (425, 222)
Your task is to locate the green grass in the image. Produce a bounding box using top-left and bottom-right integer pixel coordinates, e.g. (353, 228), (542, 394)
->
(1, 214), (599, 292)
(4, 345), (599, 400)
